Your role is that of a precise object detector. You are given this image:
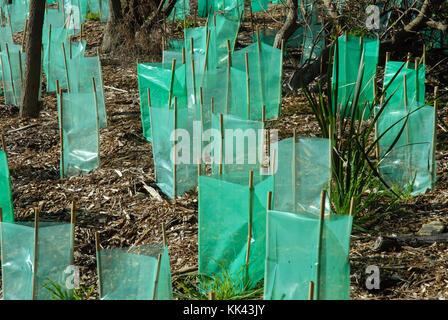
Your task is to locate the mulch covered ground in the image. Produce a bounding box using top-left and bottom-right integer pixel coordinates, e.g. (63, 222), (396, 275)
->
(0, 9), (447, 299)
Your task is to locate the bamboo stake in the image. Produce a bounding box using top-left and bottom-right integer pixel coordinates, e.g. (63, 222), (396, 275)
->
(422, 44), (426, 65)
(92, 78), (100, 166)
(199, 87), (204, 168)
(245, 170), (254, 280)
(62, 43), (70, 92)
(0, 133), (5, 151)
(256, 29), (265, 111)
(415, 58), (419, 102)
(18, 50), (23, 86)
(385, 52), (390, 63)
(225, 39), (232, 114)
(219, 113), (223, 174)
(182, 47), (186, 65)
(208, 290), (215, 300)
(203, 29), (211, 72)
(173, 97), (178, 198)
(267, 191), (272, 210)
(278, 40), (284, 113)
(4, 43), (16, 105)
(403, 74), (412, 178)
(432, 86), (438, 189)
(32, 207), (39, 300)
(168, 58), (176, 108)
(245, 52), (250, 120)
(406, 52), (411, 69)
(271, 147), (276, 175)
(152, 254), (162, 300)
(58, 81), (64, 179)
(211, 97), (214, 113)
(292, 129), (296, 213)
(162, 222), (167, 248)
(0, 207), (4, 288)
(21, 19), (28, 49)
(70, 201), (76, 266)
(0, 45), (5, 105)
(315, 189), (327, 300)
(69, 36), (72, 59)
(308, 281), (315, 300)
(328, 125), (333, 209)
(190, 38), (197, 104)
(95, 232), (103, 298)
(349, 196), (355, 216)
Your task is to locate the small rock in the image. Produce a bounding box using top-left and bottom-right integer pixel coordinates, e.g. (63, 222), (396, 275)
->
(417, 220), (446, 236)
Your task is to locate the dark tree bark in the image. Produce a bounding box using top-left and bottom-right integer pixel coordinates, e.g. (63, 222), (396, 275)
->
(20, 0), (45, 118)
(273, 0), (299, 48)
(101, 0), (178, 57)
(102, 0), (123, 53)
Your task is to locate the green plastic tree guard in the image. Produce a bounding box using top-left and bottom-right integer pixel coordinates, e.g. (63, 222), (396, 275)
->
(0, 222), (73, 300)
(0, 150), (14, 222)
(98, 244), (173, 300)
(264, 210), (352, 300)
(198, 171), (274, 289)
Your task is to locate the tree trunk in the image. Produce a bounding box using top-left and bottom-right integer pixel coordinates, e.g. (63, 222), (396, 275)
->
(19, 0), (45, 118)
(273, 0), (299, 49)
(101, 0), (178, 58)
(101, 0), (123, 53)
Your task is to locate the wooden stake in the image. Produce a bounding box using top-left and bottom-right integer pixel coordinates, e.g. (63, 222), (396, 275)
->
(349, 196), (355, 216)
(219, 113), (224, 174)
(415, 58), (419, 101)
(4, 43), (16, 105)
(203, 29), (211, 72)
(308, 281), (315, 300)
(406, 52), (411, 69)
(94, 231), (103, 298)
(21, 19), (28, 49)
(208, 290), (215, 300)
(92, 78), (100, 165)
(245, 170), (254, 280)
(432, 86), (438, 189)
(162, 222), (168, 248)
(385, 52), (390, 64)
(245, 52), (250, 120)
(315, 189), (327, 300)
(182, 47), (185, 65)
(168, 58), (176, 108)
(69, 36), (72, 59)
(267, 191), (272, 210)
(31, 207), (39, 300)
(262, 105), (266, 124)
(0, 133), (5, 152)
(328, 125), (333, 208)
(422, 44), (426, 65)
(58, 81), (64, 179)
(18, 50), (23, 86)
(292, 130), (297, 212)
(278, 40), (284, 112)
(173, 97), (178, 198)
(70, 201), (76, 266)
(190, 38), (197, 104)
(225, 39), (232, 114)
(62, 43), (70, 92)
(152, 253), (162, 300)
